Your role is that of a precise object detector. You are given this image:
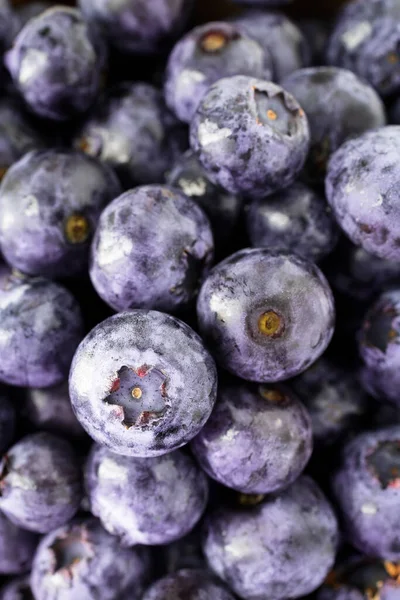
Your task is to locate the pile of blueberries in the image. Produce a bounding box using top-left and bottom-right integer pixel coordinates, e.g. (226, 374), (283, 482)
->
(1, 0), (400, 598)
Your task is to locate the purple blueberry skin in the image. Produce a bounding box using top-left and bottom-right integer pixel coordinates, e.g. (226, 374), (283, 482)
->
(0, 512), (38, 575)
(333, 426), (400, 560)
(0, 432), (82, 533)
(197, 249), (335, 382)
(79, 0), (194, 55)
(5, 7), (106, 121)
(291, 359), (369, 447)
(74, 83), (187, 188)
(190, 75), (310, 199)
(281, 67), (386, 183)
(165, 21), (272, 124)
(191, 378), (313, 494)
(166, 150), (242, 252)
(203, 476), (339, 600)
(246, 181), (339, 263)
(85, 445), (208, 546)
(0, 149), (121, 278)
(359, 289), (400, 406)
(0, 277), (84, 388)
(326, 127), (400, 261)
(0, 576), (32, 600)
(20, 382), (85, 440)
(89, 185), (214, 313)
(142, 569), (235, 600)
(327, 0), (400, 97)
(31, 518), (151, 600)
(231, 10), (310, 82)
(0, 388), (15, 453)
(69, 310), (217, 457)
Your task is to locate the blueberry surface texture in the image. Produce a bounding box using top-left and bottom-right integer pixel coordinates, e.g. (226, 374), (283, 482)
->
(89, 185), (214, 313)
(142, 568), (235, 600)
(203, 476), (338, 600)
(197, 248), (335, 382)
(0, 511), (38, 575)
(190, 75), (310, 199)
(165, 21), (272, 123)
(69, 310), (217, 456)
(5, 7), (106, 121)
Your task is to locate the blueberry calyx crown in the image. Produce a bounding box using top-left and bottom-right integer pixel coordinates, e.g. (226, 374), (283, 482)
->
(367, 440), (400, 490)
(50, 528), (94, 580)
(259, 386), (286, 402)
(363, 302), (398, 353)
(65, 214), (90, 244)
(237, 493), (265, 506)
(258, 310), (285, 338)
(199, 29), (238, 53)
(253, 87), (304, 137)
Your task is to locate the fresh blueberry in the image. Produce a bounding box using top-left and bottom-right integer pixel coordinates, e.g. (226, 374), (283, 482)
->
(333, 426), (400, 560)
(359, 289), (400, 406)
(74, 83), (187, 188)
(190, 75), (310, 199)
(0, 576), (32, 600)
(89, 185), (213, 313)
(69, 310), (217, 456)
(31, 518), (151, 600)
(282, 67), (386, 182)
(0, 149), (121, 278)
(142, 569), (235, 600)
(0, 387), (15, 452)
(231, 10), (310, 81)
(203, 476), (338, 600)
(197, 248), (335, 382)
(326, 127), (400, 261)
(165, 21), (272, 124)
(85, 445), (208, 545)
(246, 181), (339, 262)
(166, 150), (242, 253)
(327, 0), (400, 97)
(79, 0), (194, 56)
(5, 7), (106, 121)
(191, 377), (313, 494)
(0, 432), (82, 533)
(0, 512), (38, 575)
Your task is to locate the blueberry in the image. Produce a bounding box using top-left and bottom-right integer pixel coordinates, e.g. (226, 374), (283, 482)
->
(142, 569), (235, 600)
(0, 432), (82, 533)
(326, 127), (400, 261)
(0, 576), (32, 600)
(359, 289), (400, 406)
(89, 185), (213, 312)
(0, 276), (84, 388)
(282, 67), (386, 183)
(0, 388), (15, 453)
(69, 310), (217, 456)
(0, 150), (121, 278)
(5, 7), (106, 121)
(74, 83), (187, 188)
(0, 512), (38, 575)
(31, 518), (151, 600)
(191, 377), (312, 494)
(79, 0), (194, 55)
(166, 150), (242, 253)
(85, 445), (208, 545)
(231, 10), (310, 81)
(197, 248), (335, 382)
(327, 0), (400, 97)
(165, 21), (272, 124)
(246, 181), (339, 262)
(333, 426), (400, 560)
(190, 75), (310, 199)
(203, 476), (338, 600)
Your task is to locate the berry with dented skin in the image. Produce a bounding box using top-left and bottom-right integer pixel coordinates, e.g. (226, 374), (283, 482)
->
(190, 75), (310, 199)
(5, 7), (106, 121)
(143, 569), (235, 600)
(282, 67), (386, 183)
(74, 83), (186, 188)
(89, 185), (213, 313)
(69, 310), (217, 457)
(203, 476), (338, 600)
(333, 426), (400, 560)
(0, 432), (82, 533)
(197, 249), (335, 382)
(0, 277), (84, 388)
(0, 150), (121, 278)
(0, 512), (38, 575)
(326, 127), (400, 261)
(191, 378), (313, 494)
(246, 182), (338, 262)
(85, 445), (208, 546)
(0, 576), (32, 599)
(31, 519), (151, 600)
(165, 21), (272, 124)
